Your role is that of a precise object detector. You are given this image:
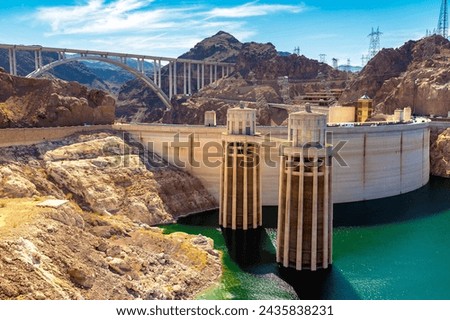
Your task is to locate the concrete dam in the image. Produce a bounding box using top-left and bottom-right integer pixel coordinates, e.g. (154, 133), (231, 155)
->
(115, 121), (430, 205)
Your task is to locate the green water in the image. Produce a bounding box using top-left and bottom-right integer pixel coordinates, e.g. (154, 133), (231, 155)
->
(163, 176), (450, 300)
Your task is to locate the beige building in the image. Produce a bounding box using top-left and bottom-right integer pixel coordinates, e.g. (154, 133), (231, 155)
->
(204, 111), (217, 126)
(356, 95), (373, 123)
(328, 106), (356, 124)
(277, 109), (333, 271)
(220, 105), (262, 230)
(403, 107), (412, 122)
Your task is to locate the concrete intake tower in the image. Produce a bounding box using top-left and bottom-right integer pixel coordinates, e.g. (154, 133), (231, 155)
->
(220, 104), (262, 230)
(276, 108), (333, 271)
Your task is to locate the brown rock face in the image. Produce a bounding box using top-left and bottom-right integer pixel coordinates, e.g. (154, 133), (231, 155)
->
(340, 35), (450, 116)
(179, 31), (243, 63)
(235, 42), (342, 80)
(0, 71), (115, 128)
(0, 132), (217, 224)
(0, 131), (221, 300)
(0, 200), (221, 300)
(430, 127), (450, 178)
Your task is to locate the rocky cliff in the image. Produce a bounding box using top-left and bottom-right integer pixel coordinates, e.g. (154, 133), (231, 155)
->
(0, 199), (221, 300)
(430, 127), (450, 178)
(340, 35), (450, 116)
(0, 71), (115, 128)
(0, 131), (220, 299)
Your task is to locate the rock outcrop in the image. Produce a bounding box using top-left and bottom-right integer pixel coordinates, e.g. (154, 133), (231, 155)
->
(0, 132), (217, 223)
(0, 131), (221, 300)
(0, 71), (116, 128)
(0, 199), (221, 300)
(430, 127), (450, 178)
(340, 35), (450, 116)
(179, 31), (243, 63)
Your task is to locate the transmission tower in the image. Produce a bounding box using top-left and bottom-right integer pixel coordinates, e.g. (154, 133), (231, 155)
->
(361, 54), (370, 66)
(437, 0), (448, 38)
(332, 58), (338, 69)
(319, 54), (327, 63)
(368, 27), (382, 59)
(293, 47), (300, 55)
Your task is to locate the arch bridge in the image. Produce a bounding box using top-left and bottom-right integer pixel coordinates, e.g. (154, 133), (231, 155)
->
(0, 44), (235, 109)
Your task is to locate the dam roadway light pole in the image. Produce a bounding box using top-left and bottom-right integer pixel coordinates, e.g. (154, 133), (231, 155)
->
(219, 103), (262, 230)
(276, 105), (333, 271)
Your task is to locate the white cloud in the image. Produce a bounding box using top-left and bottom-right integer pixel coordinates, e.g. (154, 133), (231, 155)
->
(36, 0), (189, 35)
(31, 0), (304, 55)
(206, 1), (306, 18)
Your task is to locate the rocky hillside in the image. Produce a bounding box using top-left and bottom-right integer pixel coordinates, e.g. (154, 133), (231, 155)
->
(0, 70), (115, 128)
(0, 200), (220, 300)
(179, 31), (243, 63)
(0, 131), (217, 223)
(118, 31), (347, 125)
(430, 127), (450, 178)
(0, 131), (220, 299)
(340, 35), (450, 116)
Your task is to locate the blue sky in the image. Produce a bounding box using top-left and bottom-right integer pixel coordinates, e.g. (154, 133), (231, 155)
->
(0, 1), (443, 66)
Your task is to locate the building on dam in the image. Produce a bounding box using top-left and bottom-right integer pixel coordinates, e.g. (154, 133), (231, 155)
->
(276, 107), (333, 271)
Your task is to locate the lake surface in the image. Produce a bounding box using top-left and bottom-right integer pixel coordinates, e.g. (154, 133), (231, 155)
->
(163, 176), (450, 300)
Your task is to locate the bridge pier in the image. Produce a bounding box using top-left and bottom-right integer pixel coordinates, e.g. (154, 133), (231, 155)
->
(153, 59), (157, 86)
(214, 64), (218, 82)
(183, 62), (187, 95)
(201, 63), (205, 89)
(197, 64), (200, 91)
(35, 51), (41, 70)
(209, 64), (213, 84)
(188, 62), (192, 95)
(173, 61), (177, 96)
(169, 61), (173, 99)
(158, 60), (162, 88)
(8, 48), (17, 76)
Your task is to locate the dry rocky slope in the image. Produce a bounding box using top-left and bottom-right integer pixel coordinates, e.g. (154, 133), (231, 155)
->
(0, 132), (220, 299)
(340, 35), (450, 116)
(117, 31), (347, 125)
(430, 127), (450, 178)
(0, 70), (115, 128)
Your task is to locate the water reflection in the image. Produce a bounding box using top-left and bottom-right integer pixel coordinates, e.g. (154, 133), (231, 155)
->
(278, 267), (360, 300)
(334, 177), (450, 227)
(222, 228), (269, 268)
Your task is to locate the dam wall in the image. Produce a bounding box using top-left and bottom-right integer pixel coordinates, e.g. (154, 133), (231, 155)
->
(0, 125), (113, 147)
(113, 122), (430, 204)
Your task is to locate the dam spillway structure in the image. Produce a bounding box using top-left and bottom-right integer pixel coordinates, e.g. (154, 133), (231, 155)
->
(219, 104), (262, 230)
(276, 107), (333, 271)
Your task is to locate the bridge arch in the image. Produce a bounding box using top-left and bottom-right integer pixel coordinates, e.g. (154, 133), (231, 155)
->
(26, 56), (172, 109)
